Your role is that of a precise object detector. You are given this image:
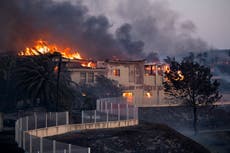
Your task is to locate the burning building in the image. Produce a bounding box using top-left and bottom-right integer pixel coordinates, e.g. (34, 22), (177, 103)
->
(18, 39), (169, 106)
(65, 59), (169, 106)
(66, 59), (106, 84)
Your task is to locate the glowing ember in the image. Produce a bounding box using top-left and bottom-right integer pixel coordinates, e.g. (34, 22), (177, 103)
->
(164, 65), (170, 73)
(54, 66), (59, 73)
(175, 70), (184, 81)
(145, 92), (152, 98)
(18, 40), (82, 59)
(81, 61), (96, 68)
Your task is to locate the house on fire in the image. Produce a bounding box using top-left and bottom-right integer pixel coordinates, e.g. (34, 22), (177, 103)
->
(65, 59), (169, 106)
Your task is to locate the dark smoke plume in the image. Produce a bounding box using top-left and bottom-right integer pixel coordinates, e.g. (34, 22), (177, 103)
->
(82, 0), (209, 57)
(0, 0), (144, 59)
(116, 24), (145, 59)
(117, 0), (209, 56)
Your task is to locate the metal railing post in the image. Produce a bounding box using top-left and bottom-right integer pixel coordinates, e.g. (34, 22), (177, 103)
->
(94, 110), (97, 123)
(96, 100), (99, 111)
(30, 135), (32, 153)
(55, 112), (58, 126)
(68, 144), (71, 153)
(53, 140), (56, 153)
(15, 121), (18, 143)
(110, 103), (113, 114)
(106, 110), (109, 122)
(66, 111), (69, 125)
(81, 111), (84, 124)
(100, 100), (102, 112)
(34, 112), (37, 129)
(19, 128), (22, 147)
(23, 131), (25, 150)
(105, 102), (108, 112)
(45, 113), (48, 128)
(40, 137), (43, 153)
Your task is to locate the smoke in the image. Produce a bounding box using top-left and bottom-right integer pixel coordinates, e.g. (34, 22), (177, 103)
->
(116, 24), (145, 58)
(0, 0), (144, 59)
(0, 0), (209, 59)
(82, 0), (209, 57)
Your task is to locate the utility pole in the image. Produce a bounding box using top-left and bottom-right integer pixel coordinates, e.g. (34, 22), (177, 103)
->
(56, 54), (62, 111)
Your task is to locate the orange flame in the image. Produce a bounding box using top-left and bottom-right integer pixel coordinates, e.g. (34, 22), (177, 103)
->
(174, 70), (184, 81)
(18, 40), (82, 60)
(122, 92), (133, 103)
(81, 61), (96, 68)
(145, 92), (152, 98)
(18, 40), (98, 68)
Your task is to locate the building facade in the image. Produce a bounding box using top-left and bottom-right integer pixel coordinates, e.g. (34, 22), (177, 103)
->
(66, 59), (169, 106)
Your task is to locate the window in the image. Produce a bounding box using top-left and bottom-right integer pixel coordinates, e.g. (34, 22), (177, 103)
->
(144, 65), (151, 75)
(129, 70), (134, 82)
(88, 72), (94, 83)
(80, 72), (86, 83)
(145, 92), (152, 98)
(122, 92), (133, 103)
(144, 65), (156, 75)
(113, 69), (120, 76)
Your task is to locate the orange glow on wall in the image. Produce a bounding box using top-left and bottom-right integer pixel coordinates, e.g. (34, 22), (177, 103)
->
(145, 92), (152, 98)
(122, 92), (133, 103)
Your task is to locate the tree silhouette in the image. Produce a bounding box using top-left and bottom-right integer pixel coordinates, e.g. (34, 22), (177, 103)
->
(163, 54), (222, 134)
(15, 54), (75, 111)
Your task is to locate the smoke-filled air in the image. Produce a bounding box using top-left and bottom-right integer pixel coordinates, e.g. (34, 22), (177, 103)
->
(0, 0), (208, 59)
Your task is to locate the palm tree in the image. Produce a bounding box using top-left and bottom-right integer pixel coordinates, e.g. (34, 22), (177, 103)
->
(15, 54), (75, 111)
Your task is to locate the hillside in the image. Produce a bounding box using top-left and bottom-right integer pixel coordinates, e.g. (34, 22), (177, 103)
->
(50, 123), (211, 153)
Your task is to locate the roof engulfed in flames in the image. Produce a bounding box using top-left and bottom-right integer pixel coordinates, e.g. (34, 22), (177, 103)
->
(18, 40), (82, 59)
(18, 40), (96, 68)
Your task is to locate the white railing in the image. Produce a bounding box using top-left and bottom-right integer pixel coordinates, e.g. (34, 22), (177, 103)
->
(15, 97), (138, 153)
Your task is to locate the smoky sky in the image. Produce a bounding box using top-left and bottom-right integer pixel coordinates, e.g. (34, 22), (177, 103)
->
(0, 0), (209, 60)
(0, 0), (145, 59)
(81, 0), (209, 57)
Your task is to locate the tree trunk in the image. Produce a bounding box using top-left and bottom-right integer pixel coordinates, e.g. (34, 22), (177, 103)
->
(193, 105), (198, 135)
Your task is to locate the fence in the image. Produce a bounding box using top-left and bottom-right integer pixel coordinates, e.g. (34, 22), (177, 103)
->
(15, 97), (138, 153)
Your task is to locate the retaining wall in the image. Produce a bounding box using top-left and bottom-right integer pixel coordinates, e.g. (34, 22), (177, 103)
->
(27, 119), (138, 137)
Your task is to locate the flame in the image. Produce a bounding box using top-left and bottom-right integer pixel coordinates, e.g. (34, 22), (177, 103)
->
(81, 61), (96, 68)
(18, 40), (97, 68)
(122, 92), (133, 103)
(18, 40), (82, 60)
(177, 70), (184, 80)
(145, 92), (152, 98)
(174, 70), (184, 81)
(164, 65), (170, 73)
(54, 66), (59, 73)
